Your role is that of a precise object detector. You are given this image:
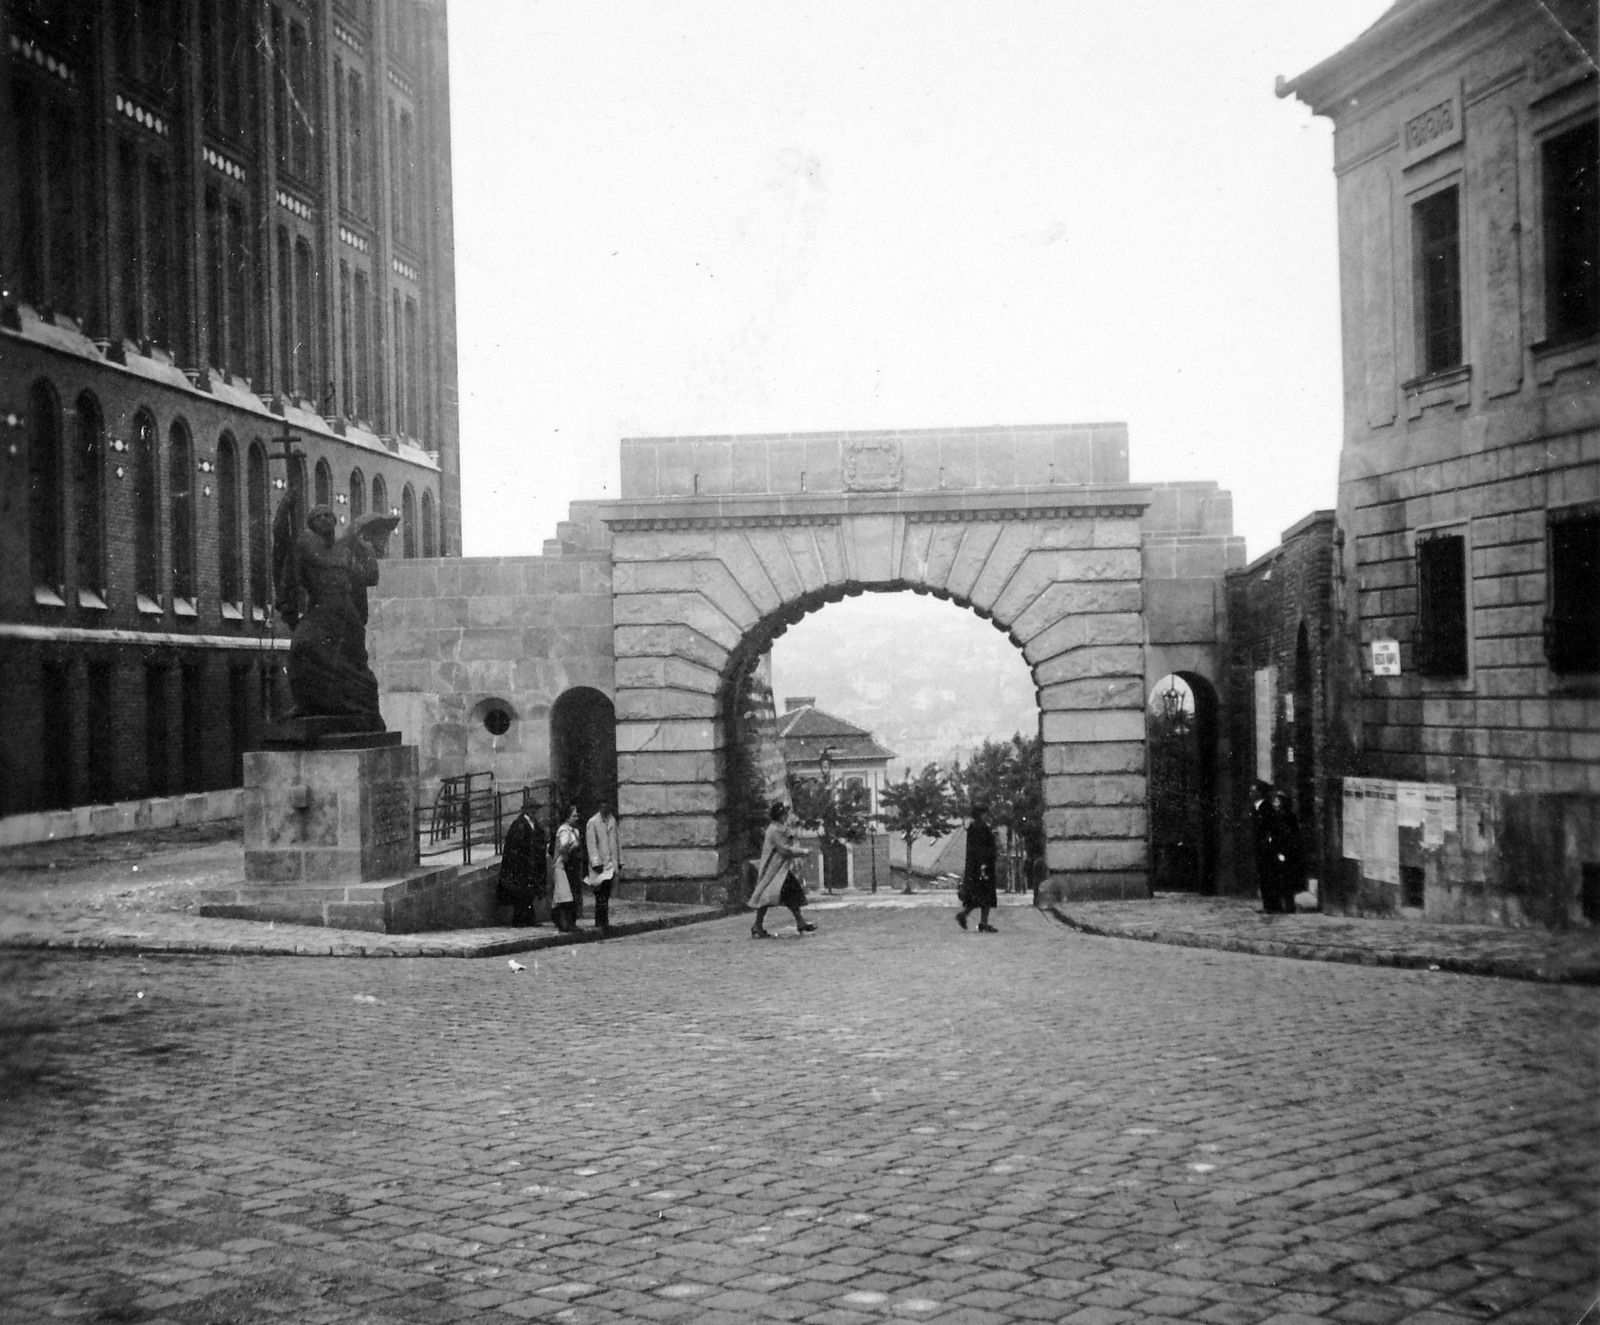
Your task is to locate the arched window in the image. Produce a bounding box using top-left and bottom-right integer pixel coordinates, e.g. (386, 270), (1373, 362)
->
(401, 484), (417, 557)
(27, 379), (65, 597)
(132, 410), (160, 605)
(370, 472), (387, 518)
(169, 421), (196, 606)
(314, 457), (332, 507)
(74, 392), (105, 599)
(420, 489), (435, 557)
(217, 434), (242, 605)
(247, 441), (269, 611)
(349, 467), (365, 518)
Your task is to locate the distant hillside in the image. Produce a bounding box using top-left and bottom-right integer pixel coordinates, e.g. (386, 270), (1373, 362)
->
(768, 593), (1037, 772)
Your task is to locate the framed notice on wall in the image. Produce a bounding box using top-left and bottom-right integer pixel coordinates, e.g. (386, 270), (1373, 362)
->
(1371, 639), (1401, 675)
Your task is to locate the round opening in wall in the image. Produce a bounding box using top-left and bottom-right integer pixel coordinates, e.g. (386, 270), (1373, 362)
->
(483, 706), (513, 737)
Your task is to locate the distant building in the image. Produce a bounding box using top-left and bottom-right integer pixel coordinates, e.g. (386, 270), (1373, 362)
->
(1, 0), (460, 822)
(777, 696), (895, 819)
(777, 696), (895, 891)
(1281, 0), (1599, 925)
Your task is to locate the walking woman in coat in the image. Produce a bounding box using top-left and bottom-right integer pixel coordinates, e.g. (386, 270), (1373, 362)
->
(747, 802), (816, 939)
(955, 800), (999, 933)
(550, 805), (584, 933)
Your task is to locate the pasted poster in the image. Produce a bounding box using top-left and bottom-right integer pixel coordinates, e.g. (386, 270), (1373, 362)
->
(1365, 779), (1400, 884)
(1397, 782), (1425, 828)
(1342, 777), (1365, 859)
(1254, 666), (1276, 784)
(1423, 783), (1457, 848)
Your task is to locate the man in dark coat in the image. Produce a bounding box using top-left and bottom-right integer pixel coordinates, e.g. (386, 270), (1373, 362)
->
(955, 801), (999, 933)
(1251, 782), (1281, 912)
(496, 793), (547, 926)
(1269, 789), (1306, 913)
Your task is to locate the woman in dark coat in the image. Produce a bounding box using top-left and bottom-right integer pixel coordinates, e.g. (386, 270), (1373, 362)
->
(955, 801), (999, 933)
(496, 794), (548, 926)
(1268, 789), (1306, 914)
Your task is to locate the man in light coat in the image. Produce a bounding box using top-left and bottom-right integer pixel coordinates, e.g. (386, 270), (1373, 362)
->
(585, 800), (620, 937)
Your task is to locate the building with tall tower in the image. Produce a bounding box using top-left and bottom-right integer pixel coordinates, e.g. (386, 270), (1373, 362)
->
(0, 0), (460, 821)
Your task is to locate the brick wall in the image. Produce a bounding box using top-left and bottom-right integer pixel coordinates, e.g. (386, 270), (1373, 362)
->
(1224, 512), (1343, 900)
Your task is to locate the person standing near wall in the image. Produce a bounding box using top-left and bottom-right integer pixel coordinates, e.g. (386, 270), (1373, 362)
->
(551, 805), (584, 933)
(496, 790), (548, 926)
(585, 800), (619, 938)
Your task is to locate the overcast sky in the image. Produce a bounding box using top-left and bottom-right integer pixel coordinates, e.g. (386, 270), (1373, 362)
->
(445, 1), (1390, 563)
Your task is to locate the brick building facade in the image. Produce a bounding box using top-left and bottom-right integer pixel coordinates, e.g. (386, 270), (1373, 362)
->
(1, 0), (460, 820)
(1224, 512), (1344, 900)
(1282, 0), (1600, 926)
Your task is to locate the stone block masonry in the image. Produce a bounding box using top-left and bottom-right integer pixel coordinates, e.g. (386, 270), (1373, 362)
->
(242, 744), (417, 885)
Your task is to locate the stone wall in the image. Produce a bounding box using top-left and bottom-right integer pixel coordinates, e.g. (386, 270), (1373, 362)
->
(368, 503), (614, 796)
(1286, 0), (1600, 927)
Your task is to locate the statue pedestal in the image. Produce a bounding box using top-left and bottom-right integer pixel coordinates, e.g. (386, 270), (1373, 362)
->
(242, 743), (417, 884)
(200, 742), (488, 932)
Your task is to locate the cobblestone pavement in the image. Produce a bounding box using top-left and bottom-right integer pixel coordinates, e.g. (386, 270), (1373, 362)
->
(1050, 895), (1600, 986)
(3, 902), (1596, 1325)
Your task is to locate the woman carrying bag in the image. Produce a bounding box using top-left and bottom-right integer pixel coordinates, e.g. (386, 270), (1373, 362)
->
(747, 801), (817, 939)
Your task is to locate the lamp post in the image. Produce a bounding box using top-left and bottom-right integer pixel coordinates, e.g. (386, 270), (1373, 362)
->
(817, 746), (839, 894)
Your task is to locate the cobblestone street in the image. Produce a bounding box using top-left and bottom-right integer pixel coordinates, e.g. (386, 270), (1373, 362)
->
(2, 900), (1595, 1325)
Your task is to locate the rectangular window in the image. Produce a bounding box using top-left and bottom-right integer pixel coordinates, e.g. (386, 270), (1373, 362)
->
(43, 98), (78, 316)
(88, 660), (114, 804)
(206, 187), (225, 369)
(288, 20), (311, 179)
(1415, 533), (1469, 679)
(1546, 511), (1600, 673)
(145, 663), (170, 798)
(227, 200), (249, 378)
(230, 665), (251, 786)
(353, 269), (371, 420)
(340, 261), (354, 414)
(277, 226), (294, 394)
(145, 158), (172, 348)
(117, 140), (141, 342)
(181, 662), (205, 794)
(294, 238), (316, 402)
(1544, 119), (1600, 343)
(334, 58), (348, 212)
(40, 661), (72, 811)
(1414, 186), (1462, 375)
(349, 72), (367, 218)
(271, 7), (288, 172)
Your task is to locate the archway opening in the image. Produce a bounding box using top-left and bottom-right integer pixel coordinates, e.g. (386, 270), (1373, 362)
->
(549, 686), (618, 822)
(1146, 671), (1219, 893)
(724, 586), (1040, 895)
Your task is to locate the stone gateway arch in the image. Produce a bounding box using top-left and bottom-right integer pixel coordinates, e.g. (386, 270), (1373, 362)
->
(371, 422), (1243, 906)
(597, 424), (1240, 902)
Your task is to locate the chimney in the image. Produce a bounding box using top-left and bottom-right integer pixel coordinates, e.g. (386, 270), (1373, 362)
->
(784, 696), (816, 712)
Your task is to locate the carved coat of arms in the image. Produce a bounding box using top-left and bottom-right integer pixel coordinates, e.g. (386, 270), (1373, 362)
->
(841, 437), (903, 491)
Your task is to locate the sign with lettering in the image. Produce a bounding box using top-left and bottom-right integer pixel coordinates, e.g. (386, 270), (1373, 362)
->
(1371, 639), (1401, 675)
(370, 783), (412, 845)
(1399, 79), (1462, 169)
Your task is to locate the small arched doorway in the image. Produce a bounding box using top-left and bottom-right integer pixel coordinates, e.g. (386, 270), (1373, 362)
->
(1146, 672), (1220, 893)
(549, 687), (618, 820)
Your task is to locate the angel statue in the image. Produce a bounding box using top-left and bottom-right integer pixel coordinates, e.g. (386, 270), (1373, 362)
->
(271, 500), (401, 726)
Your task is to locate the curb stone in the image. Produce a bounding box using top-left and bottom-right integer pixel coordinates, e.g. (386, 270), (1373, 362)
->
(0, 905), (742, 959)
(1047, 905), (1600, 985)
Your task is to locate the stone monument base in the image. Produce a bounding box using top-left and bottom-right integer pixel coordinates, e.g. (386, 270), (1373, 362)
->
(243, 742), (417, 884)
(200, 859), (504, 932)
(200, 737), (510, 932)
